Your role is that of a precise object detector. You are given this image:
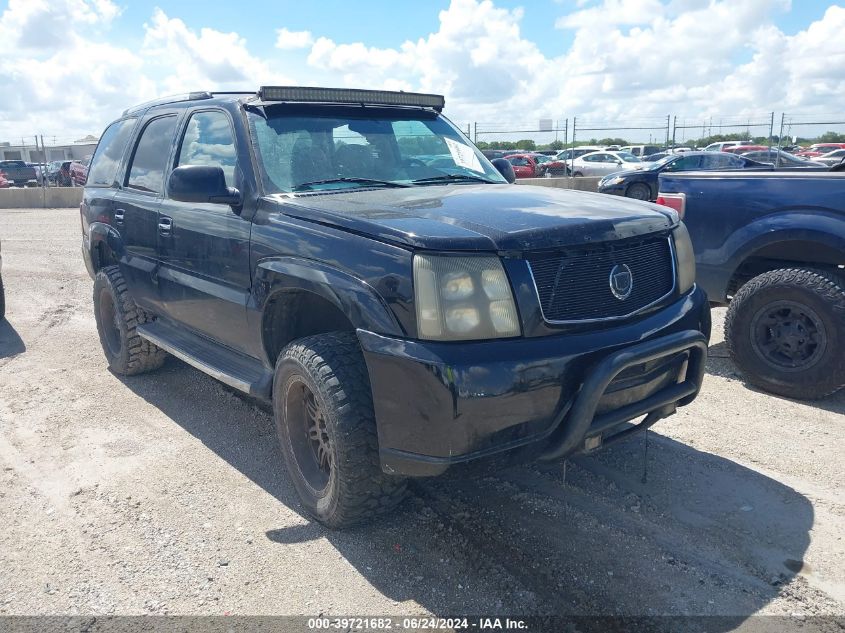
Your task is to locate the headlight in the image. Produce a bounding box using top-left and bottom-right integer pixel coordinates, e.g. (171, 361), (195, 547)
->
(603, 176), (625, 186)
(673, 222), (695, 294)
(414, 255), (521, 341)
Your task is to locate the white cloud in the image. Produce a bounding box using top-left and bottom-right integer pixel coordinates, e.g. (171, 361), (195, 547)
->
(142, 8), (291, 92)
(275, 28), (313, 50)
(0, 0), (843, 144)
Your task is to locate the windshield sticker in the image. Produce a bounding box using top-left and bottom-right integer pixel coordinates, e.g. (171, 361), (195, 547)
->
(444, 137), (484, 173)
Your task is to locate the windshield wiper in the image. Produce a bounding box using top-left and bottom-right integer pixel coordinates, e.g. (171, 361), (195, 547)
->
(412, 173), (498, 185)
(293, 177), (410, 191)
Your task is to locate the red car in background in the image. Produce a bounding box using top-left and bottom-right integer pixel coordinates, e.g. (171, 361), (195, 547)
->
(506, 153), (539, 178)
(69, 159), (89, 186)
(795, 143), (845, 158)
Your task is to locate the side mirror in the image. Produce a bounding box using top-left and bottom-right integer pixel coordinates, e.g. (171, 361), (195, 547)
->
(168, 165), (242, 207)
(616, 160), (623, 165)
(491, 158), (516, 183)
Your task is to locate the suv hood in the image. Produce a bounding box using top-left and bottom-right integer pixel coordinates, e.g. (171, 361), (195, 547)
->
(268, 184), (676, 251)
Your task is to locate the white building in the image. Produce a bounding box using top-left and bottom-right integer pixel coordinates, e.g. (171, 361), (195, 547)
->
(0, 135), (99, 162)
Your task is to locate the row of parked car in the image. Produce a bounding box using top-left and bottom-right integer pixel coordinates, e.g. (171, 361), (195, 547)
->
(477, 143), (845, 202)
(0, 159), (89, 188)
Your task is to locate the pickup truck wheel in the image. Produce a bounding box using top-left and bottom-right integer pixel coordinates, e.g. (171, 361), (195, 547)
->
(626, 183), (651, 201)
(273, 332), (407, 528)
(725, 268), (845, 399)
(93, 266), (167, 375)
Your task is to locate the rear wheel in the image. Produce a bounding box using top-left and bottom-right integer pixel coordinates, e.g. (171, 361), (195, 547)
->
(626, 182), (651, 201)
(93, 266), (167, 375)
(573, 171), (584, 177)
(273, 332), (407, 528)
(725, 268), (845, 399)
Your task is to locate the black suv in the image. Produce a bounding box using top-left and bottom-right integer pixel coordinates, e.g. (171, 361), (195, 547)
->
(81, 87), (710, 528)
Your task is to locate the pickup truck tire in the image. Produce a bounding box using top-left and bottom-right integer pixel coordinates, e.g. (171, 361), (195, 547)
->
(626, 183), (651, 201)
(273, 332), (407, 528)
(725, 268), (845, 399)
(93, 265), (168, 375)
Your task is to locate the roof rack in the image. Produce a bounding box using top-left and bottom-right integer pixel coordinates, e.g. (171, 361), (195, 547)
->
(122, 92), (214, 116)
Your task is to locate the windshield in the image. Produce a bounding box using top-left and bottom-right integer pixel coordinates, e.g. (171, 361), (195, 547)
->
(248, 106), (505, 193)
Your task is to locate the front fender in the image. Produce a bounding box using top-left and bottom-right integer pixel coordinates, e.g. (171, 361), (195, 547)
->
(253, 256), (405, 338)
(697, 210), (845, 301)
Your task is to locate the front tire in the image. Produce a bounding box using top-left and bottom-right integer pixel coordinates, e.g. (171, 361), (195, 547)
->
(626, 182), (651, 201)
(273, 332), (407, 528)
(725, 268), (845, 399)
(93, 265), (167, 375)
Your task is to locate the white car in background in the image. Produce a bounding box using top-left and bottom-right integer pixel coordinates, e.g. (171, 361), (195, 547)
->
(815, 148), (845, 166)
(570, 151), (644, 177)
(703, 140), (755, 152)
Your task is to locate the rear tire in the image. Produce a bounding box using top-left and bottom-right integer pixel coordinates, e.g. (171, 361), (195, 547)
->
(273, 332), (407, 528)
(573, 171), (584, 177)
(725, 268), (845, 399)
(93, 265), (167, 375)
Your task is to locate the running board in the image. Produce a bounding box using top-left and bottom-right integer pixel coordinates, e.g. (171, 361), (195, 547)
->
(136, 322), (273, 399)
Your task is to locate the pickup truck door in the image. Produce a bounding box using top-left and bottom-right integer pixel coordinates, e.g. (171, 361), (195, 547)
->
(155, 109), (252, 354)
(113, 114), (180, 314)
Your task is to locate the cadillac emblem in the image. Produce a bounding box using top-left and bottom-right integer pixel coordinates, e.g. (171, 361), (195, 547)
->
(609, 264), (633, 300)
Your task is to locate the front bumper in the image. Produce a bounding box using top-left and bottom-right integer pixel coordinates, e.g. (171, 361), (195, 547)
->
(358, 286), (710, 477)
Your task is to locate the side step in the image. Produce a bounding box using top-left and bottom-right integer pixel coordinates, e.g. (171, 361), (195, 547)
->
(136, 322), (273, 400)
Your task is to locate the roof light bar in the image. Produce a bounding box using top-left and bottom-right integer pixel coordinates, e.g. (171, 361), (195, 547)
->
(258, 86), (445, 111)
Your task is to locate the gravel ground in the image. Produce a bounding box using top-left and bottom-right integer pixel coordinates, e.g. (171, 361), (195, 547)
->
(0, 208), (843, 623)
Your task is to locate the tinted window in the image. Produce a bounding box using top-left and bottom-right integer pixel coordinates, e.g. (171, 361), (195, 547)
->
(126, 116), (178, 194)
(700, 153), (739, 169)
(665, 155), (702, 170)
(87, 119), (135, 187)
(176, 111), (237, 187)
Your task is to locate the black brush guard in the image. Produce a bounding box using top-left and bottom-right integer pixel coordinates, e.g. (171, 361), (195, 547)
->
(540, 330), (708, 461)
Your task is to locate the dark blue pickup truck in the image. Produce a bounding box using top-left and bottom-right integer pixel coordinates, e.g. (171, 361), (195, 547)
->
(657, 171), (845, 399)
(81, 87), (710, 527)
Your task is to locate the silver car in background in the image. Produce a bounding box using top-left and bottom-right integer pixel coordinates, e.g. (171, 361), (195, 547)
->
(570, 151), (644, 177)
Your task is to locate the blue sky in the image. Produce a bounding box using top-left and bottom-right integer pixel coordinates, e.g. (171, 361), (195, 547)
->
(0, 0), (843, 141)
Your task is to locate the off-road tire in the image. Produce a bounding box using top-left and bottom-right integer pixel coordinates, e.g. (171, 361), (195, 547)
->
(0, 274), (5, 321)
(626, 182), (651, 201)
(725, 268), (845, 399)
(93, 265), (167, 375)
(273, 332), (407, 528)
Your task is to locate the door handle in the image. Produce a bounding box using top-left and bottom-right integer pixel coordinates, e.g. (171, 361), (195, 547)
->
(158, 216), (173, 236)
(114, 209), (125, 225)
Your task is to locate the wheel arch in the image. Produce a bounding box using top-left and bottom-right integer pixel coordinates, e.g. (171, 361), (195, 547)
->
(88, 222), (123, 274)
(725, 229), (845, 299)
(255, 257), (405, 366)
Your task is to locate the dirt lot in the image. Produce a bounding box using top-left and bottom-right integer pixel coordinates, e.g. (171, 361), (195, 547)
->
(0, 207), (843, 622)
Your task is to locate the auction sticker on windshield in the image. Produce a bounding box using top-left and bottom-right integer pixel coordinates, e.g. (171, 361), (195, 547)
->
(444, 137), (483, 172)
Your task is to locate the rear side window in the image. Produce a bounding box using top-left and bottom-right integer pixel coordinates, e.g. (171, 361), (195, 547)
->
(87, 119), (136, 187)
(126, 115), (178, 194)
(176, 111), (237, 187)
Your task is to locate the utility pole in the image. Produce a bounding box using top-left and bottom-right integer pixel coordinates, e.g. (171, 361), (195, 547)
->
(473, 122), (477, 144)
(671, 115), (677, 148)
(768, 111), (774, 149)
(776, 113), (785, 168)
(665, 115), (670, 148)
